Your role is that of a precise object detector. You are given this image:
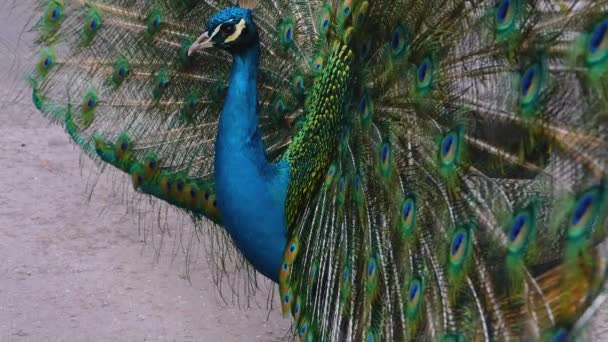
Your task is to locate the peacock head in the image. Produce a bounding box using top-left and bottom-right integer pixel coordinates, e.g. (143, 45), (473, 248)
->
(188, 1), (258, 56)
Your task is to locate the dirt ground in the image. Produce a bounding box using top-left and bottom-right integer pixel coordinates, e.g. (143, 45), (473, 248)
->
(1, 1), (608, 341)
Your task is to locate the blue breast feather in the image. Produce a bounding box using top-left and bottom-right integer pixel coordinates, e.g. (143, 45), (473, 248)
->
(214, 40), (289, 281)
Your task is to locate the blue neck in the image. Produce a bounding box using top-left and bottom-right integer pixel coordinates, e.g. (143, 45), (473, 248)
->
(214, 42), (289, 282)
(217, 45), (265, 158)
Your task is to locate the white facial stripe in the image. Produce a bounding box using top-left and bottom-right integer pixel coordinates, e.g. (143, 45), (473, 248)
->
(224, 19), (246, 43)
(209, 23), (222, 41)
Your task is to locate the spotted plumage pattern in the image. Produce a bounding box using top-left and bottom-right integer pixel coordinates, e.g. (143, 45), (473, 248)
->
(26, 0), (608, 340)
(284, 43), (353, 227)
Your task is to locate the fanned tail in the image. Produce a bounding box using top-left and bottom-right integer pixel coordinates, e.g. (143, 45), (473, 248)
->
(278, 0), (608, 340)
(28, 0), (608, 340)
(27, 0), (327, 300)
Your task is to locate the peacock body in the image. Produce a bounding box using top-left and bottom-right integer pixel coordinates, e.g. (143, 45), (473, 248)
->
(28, 0), (608, 340)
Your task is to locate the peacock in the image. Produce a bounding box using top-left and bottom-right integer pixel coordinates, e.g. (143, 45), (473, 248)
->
(27, 0), (608, 339)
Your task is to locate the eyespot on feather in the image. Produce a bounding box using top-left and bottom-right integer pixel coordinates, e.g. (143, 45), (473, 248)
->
(280, 286), (292, 316)
(319, 4), (332, 35)
(146, 9), (163, 37)
(355, 2), (369, 28)
(568, 186), (604, 240)
(292, 295), (302, 320)
(171, 176), (186, 201)
(339, 0), (353, 21)
(111, 57), (130, 87)
(37, 49), (56, 76)
(438, 130), (461, 169)
(519, 63), (544, 112)
(278, 260), (291, 283)
(44, 1), (64, 28)
(405, 277), (424, 320)
(449, 227), (471, 269)
(586, 18), (608, 67)
(278, 18), (295, 47)
(401, 196), (417, 238)
(143, 154), (160, 179)
(115, 134), (131, 160)
(291, 73), (306, 94)
(298, 318), (309, 339)
(324, 164), (337, 187)
(309, 260), (319, 286)
(81, 9), (103, 45)
(130, 164), (144, 189)
(80, 89), (98, 128)
(416, 57), (433, 93)
(359, 93), (373, 124)
(283, 238), (299, 263)
(153, 69), (169, 100)
(272, 96), (287, 119)
(183, 183), (200, 208)
(365, 330), (378, 342)
(390, 24), (408, 57)
(181, 91), (199, 121)
(311, 55), (325, 74)
(358, 35), (372, 60)
(366, 256), (378, 294)
(378, 142), (392, 176)
(495, 0), (520, 37)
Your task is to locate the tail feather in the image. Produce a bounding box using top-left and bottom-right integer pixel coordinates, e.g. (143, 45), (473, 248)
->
(278, 0), (608, 340)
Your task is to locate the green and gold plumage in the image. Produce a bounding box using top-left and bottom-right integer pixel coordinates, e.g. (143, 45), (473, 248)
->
(284, 43), (353, 227)
(27, 0), (608, 340)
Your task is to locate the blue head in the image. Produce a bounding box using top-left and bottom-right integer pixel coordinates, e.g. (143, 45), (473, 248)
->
(188, 7), (258, 55)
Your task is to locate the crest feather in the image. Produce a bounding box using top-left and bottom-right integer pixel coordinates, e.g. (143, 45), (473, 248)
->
(238, 0), (257, 9)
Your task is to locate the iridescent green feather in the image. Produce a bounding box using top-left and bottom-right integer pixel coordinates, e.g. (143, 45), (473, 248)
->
(145, 8), (164, 38)
(493, 0), (523, 44)
(153, 68), (169, 100)
(36, 48), (56, 78)
(110, 56), (130, 88)
(39, 0), (64, 38)
(564, 185), (608, 267)
(446, 224), (474, 293)
(80, 88), (99, 128)
(81, 8), (102, 46)
(505, 201), (539, 292)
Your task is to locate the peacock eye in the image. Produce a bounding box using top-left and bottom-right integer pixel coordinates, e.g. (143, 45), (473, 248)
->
(221, 23), (236, 35)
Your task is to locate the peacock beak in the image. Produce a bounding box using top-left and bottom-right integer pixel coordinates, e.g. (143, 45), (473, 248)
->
(188, 31), (213, 56)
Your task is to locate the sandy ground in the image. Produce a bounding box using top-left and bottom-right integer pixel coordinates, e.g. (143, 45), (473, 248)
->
(1, 1), (608, 341)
